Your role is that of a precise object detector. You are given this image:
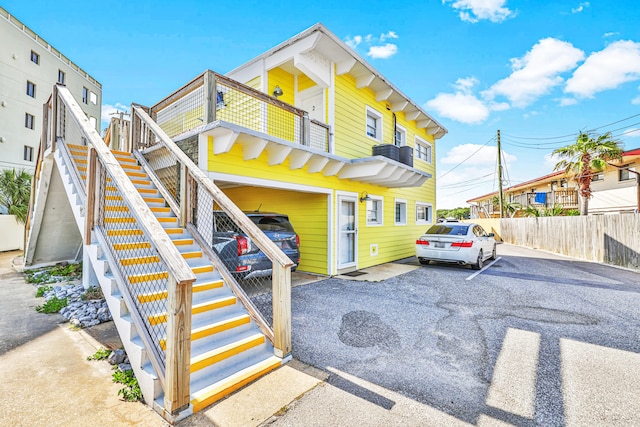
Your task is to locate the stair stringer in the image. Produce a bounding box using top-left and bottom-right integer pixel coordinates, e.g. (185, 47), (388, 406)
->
(85, 238), (163, 406)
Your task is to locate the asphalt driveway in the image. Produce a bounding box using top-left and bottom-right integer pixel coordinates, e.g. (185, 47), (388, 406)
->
(273, 243), (640, 426)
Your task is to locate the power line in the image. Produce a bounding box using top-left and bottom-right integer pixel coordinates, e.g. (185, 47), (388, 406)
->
(438, 171), (496, 188)
(437, 136), (495, 181)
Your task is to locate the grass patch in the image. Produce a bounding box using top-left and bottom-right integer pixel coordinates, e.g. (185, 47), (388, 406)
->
(35, 296), (67, 314)
(87, 348), (111, 361)
(113, 368), (143, 402)
(26, 262), (83, 284)
(35, 285), (52, 298)
(82, 286), (103, 301)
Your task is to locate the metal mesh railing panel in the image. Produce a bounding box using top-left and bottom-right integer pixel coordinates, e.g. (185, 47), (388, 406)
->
(141, 145), (181, 206)
(216, 81), (302, 145)
(96, 165), (168, 367)
(309, 120), (330, 151)
(156, 86), (205, 139)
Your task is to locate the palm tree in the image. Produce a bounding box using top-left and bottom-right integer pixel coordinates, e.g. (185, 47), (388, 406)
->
(0, 169), (32, 224)
(552, 132), (623, 215)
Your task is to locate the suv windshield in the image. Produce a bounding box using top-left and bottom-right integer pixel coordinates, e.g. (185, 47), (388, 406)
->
(425, 224), (469, 236)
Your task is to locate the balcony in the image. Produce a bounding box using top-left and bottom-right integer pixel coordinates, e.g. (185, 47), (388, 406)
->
(471, 189), (579, 218)
(144, 70), (432, 188)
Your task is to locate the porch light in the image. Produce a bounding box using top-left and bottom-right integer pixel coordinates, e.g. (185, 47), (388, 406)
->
(272, 85), (283, 98)
(360, 192), (372, 203)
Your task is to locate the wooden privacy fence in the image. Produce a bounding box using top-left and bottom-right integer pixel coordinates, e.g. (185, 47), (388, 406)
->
(500, 215), (640, 271)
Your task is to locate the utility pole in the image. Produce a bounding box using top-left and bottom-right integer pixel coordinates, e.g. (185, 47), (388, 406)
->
(497, 129), (504, 218)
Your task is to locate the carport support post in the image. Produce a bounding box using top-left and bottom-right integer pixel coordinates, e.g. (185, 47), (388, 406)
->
(272, 263), (292, 357)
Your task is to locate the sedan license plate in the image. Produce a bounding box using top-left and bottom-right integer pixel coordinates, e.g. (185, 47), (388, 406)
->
(434, 242), (445, 248)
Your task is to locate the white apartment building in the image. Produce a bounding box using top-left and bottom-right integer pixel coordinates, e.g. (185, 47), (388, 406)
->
(0, 6), (101, 172)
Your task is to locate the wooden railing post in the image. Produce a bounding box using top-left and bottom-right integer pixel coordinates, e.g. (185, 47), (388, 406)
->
(272, 264), (292, 357)
(179, 162), (188, 227)
(84, 147), (97, 245)
(164, 275), (192, 414)
(203, 70), (216, 124)
(51, 86), (59, 152)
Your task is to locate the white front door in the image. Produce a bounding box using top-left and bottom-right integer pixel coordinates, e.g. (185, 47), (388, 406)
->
(298, 87), (324, 123)
(337, 195), (357, 269)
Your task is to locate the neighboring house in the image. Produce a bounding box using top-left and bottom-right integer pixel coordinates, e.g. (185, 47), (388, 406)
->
(468, 148), (640, 218)
(0, 6), (101, 173)
(148, 23), (447, 276)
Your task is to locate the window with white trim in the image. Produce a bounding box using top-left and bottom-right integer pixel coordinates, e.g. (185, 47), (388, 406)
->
(366, 196), (383, 225)
(416, 202), (433, 224)
(30, 50), (40, 64)
(58, 69), (65, 84)
(24, 146), (34, 162)
(82, 87), (88, 104)
(619, 165), (636, 181)
(395, 199), (407, 225)
(25, 113), (35, 130)
(26, 81), (36, 98)
(89, 91), (97, 105)
(415, 137), (432, 164)
(394, 124), (406, 147)
(366, 107), (382, 141)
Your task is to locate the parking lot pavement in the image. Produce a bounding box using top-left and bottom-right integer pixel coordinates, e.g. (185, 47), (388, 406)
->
(269, 244), (640, 426)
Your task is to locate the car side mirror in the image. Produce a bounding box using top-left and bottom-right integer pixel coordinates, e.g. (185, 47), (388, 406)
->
(488, 233), (495, 237)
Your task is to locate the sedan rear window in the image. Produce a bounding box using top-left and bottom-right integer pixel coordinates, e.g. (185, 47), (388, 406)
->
(425, 224), (469, 236)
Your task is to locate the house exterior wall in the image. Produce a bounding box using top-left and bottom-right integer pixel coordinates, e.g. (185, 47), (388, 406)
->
(0, 6), (101, 173)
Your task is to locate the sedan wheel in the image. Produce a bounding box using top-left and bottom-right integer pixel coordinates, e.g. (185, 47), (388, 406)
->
(472, 250), (484, 270)
(489, 244), (497, 260)
(419, 259), (430, 265)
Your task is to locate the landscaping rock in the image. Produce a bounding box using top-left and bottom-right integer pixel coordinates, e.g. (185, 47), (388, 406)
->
(108, 349), (127, 365)
(40, 283), (112, 328)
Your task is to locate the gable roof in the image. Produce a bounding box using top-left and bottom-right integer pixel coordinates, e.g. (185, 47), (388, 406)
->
(226, 23), (448, 139)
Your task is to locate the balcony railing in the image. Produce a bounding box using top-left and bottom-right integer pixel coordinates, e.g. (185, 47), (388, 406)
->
(149, 70), (330, 152)
(471, 190), (579, 218)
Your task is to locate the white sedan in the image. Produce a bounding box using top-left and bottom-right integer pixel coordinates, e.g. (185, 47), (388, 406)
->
(416, 222), (497, 270)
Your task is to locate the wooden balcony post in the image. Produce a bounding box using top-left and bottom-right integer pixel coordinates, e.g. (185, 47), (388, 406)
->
(164, 274), (192, 414)
(84, 147), (97, 245)
(272, 263), (292, 357)
(203, 71), (216, 124)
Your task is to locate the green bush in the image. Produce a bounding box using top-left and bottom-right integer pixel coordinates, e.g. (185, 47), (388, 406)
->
(87, 348), (111, 361)
(35, 285), (52, 298)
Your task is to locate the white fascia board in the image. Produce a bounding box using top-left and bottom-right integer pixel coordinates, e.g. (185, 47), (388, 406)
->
(264, 32), (322, 70)
(207, 171), (332, 194)
(225, 60), (264, 84)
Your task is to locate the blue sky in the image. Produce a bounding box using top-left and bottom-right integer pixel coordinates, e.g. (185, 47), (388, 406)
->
(5, 0), (640, 208)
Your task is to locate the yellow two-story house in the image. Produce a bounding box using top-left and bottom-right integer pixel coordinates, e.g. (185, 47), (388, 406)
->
(147, 23), (447, 276)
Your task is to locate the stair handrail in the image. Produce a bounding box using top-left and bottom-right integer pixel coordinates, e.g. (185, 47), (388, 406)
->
(55, 85), (196, 414)
(131, 104), (293, 357)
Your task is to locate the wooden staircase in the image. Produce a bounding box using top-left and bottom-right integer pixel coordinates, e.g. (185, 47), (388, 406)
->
(67, 143), (282, 414)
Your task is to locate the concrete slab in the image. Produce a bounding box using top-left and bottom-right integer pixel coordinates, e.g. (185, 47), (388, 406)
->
(334, 261), (419, 282)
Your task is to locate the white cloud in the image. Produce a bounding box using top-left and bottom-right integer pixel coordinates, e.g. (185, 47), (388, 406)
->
(571, 2), (590, 13)
(345, 31), (399, 59)
(425, 77), (491, 124)
(559, 97), (578, 106)
(603, 32), (619, 38)
(621, 128), (640, 138)
(483, 38), (585, 108)
(544, 152), (562, 169)
(427, 92), (490, 124)
(443, 0), (515, 23)
(101, 103), (129, 123)
(367, 44), (398, 59)
(441, 143), (516, 165)
(565, 40), (640, 98)
(380, 31), (398, 42)
(345, 35), (362, 49)
(633, 96), (640, 105)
